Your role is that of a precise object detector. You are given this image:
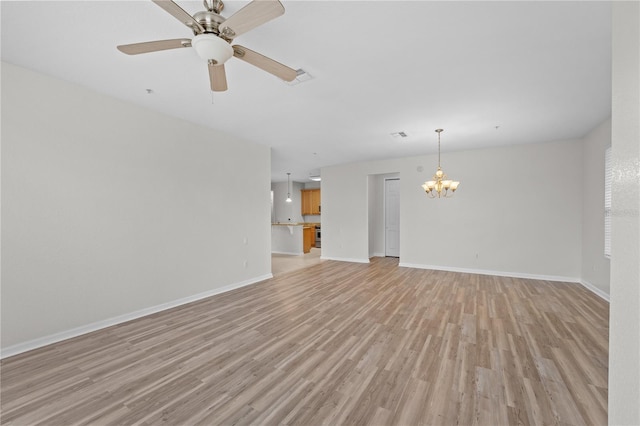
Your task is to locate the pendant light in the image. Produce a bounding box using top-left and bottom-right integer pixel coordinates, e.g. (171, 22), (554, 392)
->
(285, 172), (292, 203)
(421, 129), (460, 198)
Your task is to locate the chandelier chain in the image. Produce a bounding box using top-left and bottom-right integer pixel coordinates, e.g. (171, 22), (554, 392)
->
(438, 130), (441, 169)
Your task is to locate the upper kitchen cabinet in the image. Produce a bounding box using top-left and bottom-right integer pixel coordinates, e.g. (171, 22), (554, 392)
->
(301, 189), (321, 215)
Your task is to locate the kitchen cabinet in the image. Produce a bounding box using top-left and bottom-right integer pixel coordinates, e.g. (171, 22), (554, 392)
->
(301, 189), (321, 215)
(303, 226), (314, 254)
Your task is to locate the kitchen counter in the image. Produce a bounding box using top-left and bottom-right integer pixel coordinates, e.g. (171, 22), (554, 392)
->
(271, 223), (319, 255)
(271, 225), (303, 255)
(272, 223), (319, 227)
(272, 223), (301, 226)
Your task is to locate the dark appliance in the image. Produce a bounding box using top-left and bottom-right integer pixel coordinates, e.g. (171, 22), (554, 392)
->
(315, 227), (321, 248)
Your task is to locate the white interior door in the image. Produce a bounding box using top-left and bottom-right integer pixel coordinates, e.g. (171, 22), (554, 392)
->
(385, 178), (400, 257)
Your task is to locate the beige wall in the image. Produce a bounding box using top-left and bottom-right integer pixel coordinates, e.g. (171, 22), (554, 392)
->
(1, 63), (272, 355)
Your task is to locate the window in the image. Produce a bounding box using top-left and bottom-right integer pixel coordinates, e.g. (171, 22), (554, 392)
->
(604, 147), (612, 258)
(270, 190), (275, 223)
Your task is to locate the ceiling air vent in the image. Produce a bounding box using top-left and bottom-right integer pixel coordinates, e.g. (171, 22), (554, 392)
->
(390, 131), (408, 138)
(286, 69), (313, 86)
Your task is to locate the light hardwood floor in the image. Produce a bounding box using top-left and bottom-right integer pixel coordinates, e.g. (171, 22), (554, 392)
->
(271, 248), (323, 276)
(1, 258), (608, 425)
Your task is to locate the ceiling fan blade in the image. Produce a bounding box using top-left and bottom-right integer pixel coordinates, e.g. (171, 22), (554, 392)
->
(232, 45), (296, 81)
(117, 39), (191, 55)
(218, 0), (284, 39)
(151, 0), (205, 33)
(209, 62), (228, 91)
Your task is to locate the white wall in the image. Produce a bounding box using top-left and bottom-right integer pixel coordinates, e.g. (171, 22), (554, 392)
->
(322, 158), (404, 263)
(1, 63), (272, 354)
(581, 119), (611, 297)
(271, 225), (304, 255)
(609, 2), (640, 424)
(272, 180), (321, 224)
(304, 214), (321, 223)
(323, 139), (583, 280)
(271, 180), (304, 223)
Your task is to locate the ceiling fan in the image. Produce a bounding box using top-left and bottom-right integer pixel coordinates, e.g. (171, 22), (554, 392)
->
(117, 0), (297, 91)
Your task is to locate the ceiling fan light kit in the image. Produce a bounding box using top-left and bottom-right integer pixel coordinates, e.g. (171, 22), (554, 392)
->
(117, 0), (297, 92)
(191, 33), (234, 63)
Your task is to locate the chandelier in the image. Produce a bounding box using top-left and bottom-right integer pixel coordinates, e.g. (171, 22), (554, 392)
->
(422, 129), (460, 198)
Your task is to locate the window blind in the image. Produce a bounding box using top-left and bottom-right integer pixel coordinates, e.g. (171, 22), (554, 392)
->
(604, 146), (612, 258)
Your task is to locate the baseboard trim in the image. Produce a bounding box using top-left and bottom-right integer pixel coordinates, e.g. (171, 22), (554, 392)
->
(579, 279), (610, 302)
(398, 262), (580, 283)
(320, 256), (370, 264)
(0, 273), (273, 359)
(371, 252), (386, 258)
(272, 250), (304, 256)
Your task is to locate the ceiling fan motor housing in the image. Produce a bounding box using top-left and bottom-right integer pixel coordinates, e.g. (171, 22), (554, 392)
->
(193, 10), (226, 34)
(191, 33), (233, 63)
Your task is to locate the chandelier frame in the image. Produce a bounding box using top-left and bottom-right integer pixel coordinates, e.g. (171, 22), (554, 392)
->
(421, 129), (460, 198)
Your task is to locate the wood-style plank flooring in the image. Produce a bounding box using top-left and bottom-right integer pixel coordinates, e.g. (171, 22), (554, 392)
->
(1, 258), (609, 425)
(271, 248), (323, 276)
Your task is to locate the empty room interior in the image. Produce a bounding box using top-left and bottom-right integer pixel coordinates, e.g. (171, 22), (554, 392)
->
(1, 1), (639, 425)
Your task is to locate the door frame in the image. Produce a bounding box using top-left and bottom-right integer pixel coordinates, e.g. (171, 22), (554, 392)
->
(384, 177), (400, 257)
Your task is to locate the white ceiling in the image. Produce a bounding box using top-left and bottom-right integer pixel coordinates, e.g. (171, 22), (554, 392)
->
(1, 1), (612, 183)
